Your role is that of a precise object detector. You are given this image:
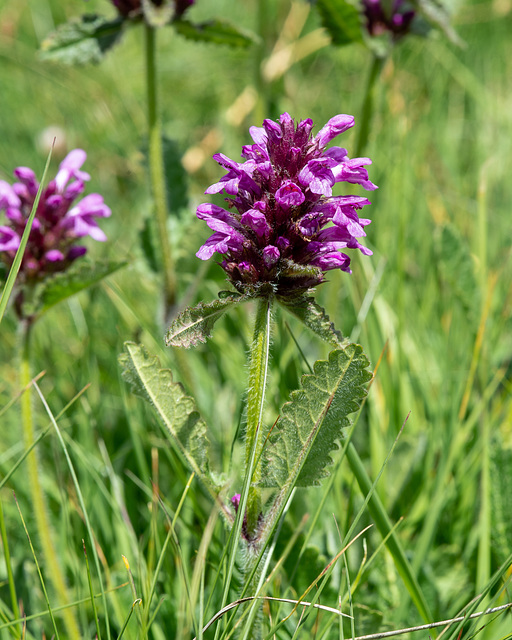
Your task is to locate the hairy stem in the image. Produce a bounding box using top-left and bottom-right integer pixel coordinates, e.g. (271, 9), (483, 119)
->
(19, 320), (81, 640)
(145, 23), (176, 317)
(244, 297), (273, 538)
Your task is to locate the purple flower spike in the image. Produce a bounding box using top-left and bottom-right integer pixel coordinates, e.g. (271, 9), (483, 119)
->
(362, 0), (416, 39)
(0, 149), (110, 284)
(111, 0), (195, 20)
(196, 113), (376, 296)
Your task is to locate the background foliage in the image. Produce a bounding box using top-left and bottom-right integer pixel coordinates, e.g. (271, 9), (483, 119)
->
(1, 0), (512, 638)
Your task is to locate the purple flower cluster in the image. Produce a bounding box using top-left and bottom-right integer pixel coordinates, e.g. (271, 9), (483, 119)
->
(196, 113), (376, 296)
(362, 0), (416, 39)
(0, 149), (110, 282)
(111, 0), (194, 19)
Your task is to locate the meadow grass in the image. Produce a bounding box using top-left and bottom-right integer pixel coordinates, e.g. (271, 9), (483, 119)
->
(1, 0), (512, 638)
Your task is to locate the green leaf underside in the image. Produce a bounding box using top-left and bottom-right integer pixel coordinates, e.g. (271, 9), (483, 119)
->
(278, 295), (346, 347)
(315, 0), (364, 47)
(165, 295), (250, 348)
(119, 342), (210, 483)
(40, 14), (124, 65)
(173, 18), (258, 47)
(25, 260), (126, 317)
(261, 345), (372, 488)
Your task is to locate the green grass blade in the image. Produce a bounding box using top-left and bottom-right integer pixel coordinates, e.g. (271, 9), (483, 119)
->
(32, 381), (111, 640)
(83, 540), (102, 640)
(346, 442), (434, 627)
(14, 492), (61, 639)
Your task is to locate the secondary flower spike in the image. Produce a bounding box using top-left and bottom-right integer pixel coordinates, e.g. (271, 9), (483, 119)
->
(362, 0), (416, 38)
(0, 149), (111, 282)
(196, 113), (376, 296)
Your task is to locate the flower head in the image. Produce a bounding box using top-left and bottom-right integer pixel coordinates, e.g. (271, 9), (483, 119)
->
(362, 0), (416, 39)
(110, 0), (194, 20)
(196, 113), (376, 297)
(0, 149), (110, 283)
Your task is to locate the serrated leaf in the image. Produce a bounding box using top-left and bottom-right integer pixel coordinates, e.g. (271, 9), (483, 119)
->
(173, 18), (258, 47)
(119, 342), (211, 483)
(261, 345), (372, 488)
(278, 295), (346, 347)
(315, 0), (364, 47)
(437, 224), (479, 320)
(165, 295), (249, 348)
(25, 259), (126, 317)
(40, 14), (125, 65)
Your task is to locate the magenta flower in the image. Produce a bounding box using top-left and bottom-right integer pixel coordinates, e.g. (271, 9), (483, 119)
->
(110, 0), (194, 19)
(0, 149), (110, 282)
(362, 0), (416, 39)
(196, 113), (376, 297)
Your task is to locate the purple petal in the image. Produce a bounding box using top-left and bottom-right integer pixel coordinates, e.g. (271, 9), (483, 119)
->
(68, 194), (112, 219)
(0, 180), (22, 209)
(13, 167), (39, 197)
(263, 245), (280, 267)
(299, 159), (336, 196)
(45, 250), (65, 262)
(67, 246), (87, 260)
(0, 226), (20, 251)
(314, 115), (354, 148)
(298, 213), (321, 237)
(332, 157), (378, 191)
(197, 203), (237, 226)
(323, 146), (348, 162)
(297, 118), (314, 138)
(240, 208), (270, 237)
(55, 149), (90, 192)
(310, 251), (352, 272)
(332, 209), (367, 237)
(275, 181), (305, 209)
(249, 126), (267, 146)
(196, 231), (242, 260)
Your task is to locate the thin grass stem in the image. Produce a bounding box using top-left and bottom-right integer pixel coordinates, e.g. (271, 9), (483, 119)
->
(32, 380), (111, 640)
(83, 540), (102, 640)
(13, 492), (60, 640)
(18, 325), (81, 640)
(345, 441), (435, 629)
(0, 499), (20, 637)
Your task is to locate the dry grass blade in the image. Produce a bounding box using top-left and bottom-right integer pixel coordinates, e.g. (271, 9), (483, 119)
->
(350, 603), (512, 640)
(193, 595), (354, 639)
